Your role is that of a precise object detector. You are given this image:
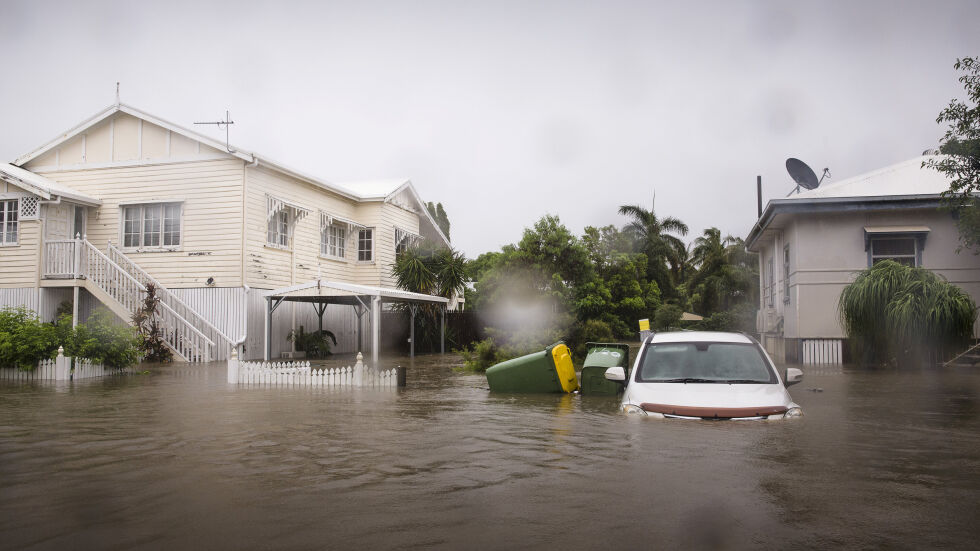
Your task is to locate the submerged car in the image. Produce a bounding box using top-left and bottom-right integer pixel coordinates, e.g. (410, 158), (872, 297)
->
(605, 331), (803, 420)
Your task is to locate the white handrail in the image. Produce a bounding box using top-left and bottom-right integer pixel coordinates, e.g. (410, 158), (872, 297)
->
(75, 239), (214, 361)
(106, 241), (235, 358)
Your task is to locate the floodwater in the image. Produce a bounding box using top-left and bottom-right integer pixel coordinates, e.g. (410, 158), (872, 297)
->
(2, 355), (980, 550)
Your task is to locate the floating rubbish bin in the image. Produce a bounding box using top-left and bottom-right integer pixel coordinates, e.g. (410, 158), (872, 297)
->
(580, 343), (630, 396)
(486, 342), (578, 393)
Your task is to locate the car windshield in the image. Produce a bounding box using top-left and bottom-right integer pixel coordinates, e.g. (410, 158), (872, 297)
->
(637, 342), (776, 384)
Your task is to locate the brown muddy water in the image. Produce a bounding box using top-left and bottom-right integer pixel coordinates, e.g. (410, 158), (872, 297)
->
(2, 354), (980, 550)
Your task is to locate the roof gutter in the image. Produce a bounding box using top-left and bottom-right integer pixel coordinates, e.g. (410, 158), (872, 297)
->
(745, 193), (947, 251)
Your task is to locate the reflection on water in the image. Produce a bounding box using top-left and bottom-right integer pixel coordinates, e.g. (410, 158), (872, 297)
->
(2, 356), (979, 549)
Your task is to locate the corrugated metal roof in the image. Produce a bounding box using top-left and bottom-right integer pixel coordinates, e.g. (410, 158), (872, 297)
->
(264, 280), (449, 304)
(786, 156), (950, 200)
(0, 163), (101, 205)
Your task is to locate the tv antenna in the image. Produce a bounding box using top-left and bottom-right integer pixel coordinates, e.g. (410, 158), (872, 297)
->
(194, 110), (236, 153)
(785, 158), (830, 196)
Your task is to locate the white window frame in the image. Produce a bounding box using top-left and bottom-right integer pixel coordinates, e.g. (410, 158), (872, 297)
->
(869, 237), (919, 267)
(268, 208), (290, 249)
(766, 257), (774, 308)
(266, 196), (311, 251)
(358, 228), (374, 262)
(394, 226), (421, 255)
(119, 202), (183, 251)
(0, 198), (19, 246)
(319, 212), (348, 261)
(782, 245), (790, 304)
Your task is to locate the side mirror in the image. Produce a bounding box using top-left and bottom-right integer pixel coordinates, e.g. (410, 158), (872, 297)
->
(784, 367), (804, 387)
(604, 366), (626, 384)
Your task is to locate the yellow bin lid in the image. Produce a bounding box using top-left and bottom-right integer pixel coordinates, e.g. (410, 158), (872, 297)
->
(550, 343), (579, 393)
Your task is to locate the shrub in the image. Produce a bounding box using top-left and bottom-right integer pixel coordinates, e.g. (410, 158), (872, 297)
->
(568, 319), (615, 358)
(131, 283), (173, 362)
(839, 260), (977, 365)
(0, 307), (60, 369)
(459, 337), (502, 372)
(68, 309), (141, 369)
(287, 327), (337, 359)
(653, 304), (683, 331)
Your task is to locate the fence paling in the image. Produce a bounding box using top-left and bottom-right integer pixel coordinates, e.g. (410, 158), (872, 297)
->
(232, 353), (396, 388)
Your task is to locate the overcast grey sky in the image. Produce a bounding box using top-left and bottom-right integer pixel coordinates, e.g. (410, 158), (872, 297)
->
(2, 0), (978, 256)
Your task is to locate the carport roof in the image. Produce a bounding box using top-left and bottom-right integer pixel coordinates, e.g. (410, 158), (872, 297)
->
(263, 280), (449, 305)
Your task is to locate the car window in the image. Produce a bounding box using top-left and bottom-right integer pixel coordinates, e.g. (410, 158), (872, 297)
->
(637, 342), (776, 383)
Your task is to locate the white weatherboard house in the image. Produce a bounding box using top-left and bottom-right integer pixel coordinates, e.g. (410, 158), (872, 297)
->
(0, 103), (452, 362)
(746, 155), (980, 365)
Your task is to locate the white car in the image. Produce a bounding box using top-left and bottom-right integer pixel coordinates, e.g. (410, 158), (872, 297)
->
(604, 331), (804, 420)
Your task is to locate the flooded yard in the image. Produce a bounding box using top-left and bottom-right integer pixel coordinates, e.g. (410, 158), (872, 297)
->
(2, 355), (980, 550)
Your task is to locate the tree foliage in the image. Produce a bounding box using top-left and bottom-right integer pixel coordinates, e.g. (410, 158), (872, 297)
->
(839, 260), (977, 365)
(617, 203), (689, 298)
(0, 307), (139, 370)
(925, 57), (980, 253)
(425, 201), (451, 241)
(131, 283), (173, 362)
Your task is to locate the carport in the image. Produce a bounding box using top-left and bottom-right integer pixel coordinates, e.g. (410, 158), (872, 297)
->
(263, 280), (449, 364)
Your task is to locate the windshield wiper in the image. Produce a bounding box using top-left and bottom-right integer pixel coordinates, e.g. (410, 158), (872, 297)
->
(659, 378), (718, 383)
(723, 379), (769, 384)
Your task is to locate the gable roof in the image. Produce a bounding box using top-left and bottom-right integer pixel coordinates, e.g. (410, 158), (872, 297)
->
(746, 156), (957, 251)
(0, 163), (101, 206)
(12, 103), (451, 247)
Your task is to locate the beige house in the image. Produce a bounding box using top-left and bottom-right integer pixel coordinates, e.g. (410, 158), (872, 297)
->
(0, 102), (451, 361)
(746, 155), (980, 364)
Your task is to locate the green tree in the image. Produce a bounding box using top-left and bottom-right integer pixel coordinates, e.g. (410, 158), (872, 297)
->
(687, 228), (758, 317)
(925, 57), (980, 253)
(391, 242), (468, 350)
(839, 260), (976, 365)
(618, 204), (689, 298)
(425, 201), (451, 242)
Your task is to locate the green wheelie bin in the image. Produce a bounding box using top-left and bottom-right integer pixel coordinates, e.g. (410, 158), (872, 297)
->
(486, 342), (578, 393)
(579, 343), (630, 395)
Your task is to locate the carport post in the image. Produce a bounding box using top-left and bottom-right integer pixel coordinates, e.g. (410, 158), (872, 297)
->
(371, 295), (381, 367)
(440, 306), (445, 354)
(409, 305), (416, 359)
(264, 296), (272, 361)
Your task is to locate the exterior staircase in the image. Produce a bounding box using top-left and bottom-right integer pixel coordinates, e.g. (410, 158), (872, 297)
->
(944, 342), (980, 367)
(43, 237), (234, 362)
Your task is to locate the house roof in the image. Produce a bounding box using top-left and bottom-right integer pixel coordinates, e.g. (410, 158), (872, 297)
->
(785, 156), (951, 200)
(263, 279), (450, 305)
(0, 163), (101, 206)
(746, 156), (956, 251)
(12, 102), (450, 247)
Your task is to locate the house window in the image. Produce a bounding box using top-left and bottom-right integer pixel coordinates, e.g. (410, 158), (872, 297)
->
(358, 228), (374, 262)
(0, 199), (18, 246)
(870, 237), (917, 267)
(121, 203), (181, 249)
(394, 227), (421, 255)
(783, 245), (790, 304)
(320, 220), (347, 259)
(766, 257), (774, 308)
(268, 209), (289, 248)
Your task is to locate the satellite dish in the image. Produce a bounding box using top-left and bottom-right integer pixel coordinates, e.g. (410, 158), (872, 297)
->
(786, 158), (820, 191)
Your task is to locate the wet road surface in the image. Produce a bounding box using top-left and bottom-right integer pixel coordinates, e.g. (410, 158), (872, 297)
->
(2, 356), (979, 550)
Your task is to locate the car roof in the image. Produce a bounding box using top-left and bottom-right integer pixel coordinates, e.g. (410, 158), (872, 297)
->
(647, 331), (753, 344)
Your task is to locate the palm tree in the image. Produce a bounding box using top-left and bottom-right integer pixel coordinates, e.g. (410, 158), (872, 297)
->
(618, 204), (688, 297)
(839, 260), (977, 365)
(688, 229), (758, 315)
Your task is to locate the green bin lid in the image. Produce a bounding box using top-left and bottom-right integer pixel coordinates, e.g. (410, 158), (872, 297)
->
(582, 343), (629, 369)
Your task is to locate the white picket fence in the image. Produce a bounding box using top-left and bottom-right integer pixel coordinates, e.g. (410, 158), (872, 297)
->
(0, 347), (130, 382)
(230, 352), (399, 389)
